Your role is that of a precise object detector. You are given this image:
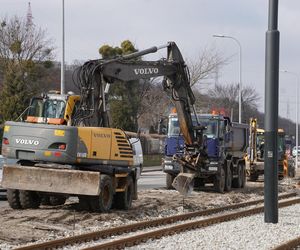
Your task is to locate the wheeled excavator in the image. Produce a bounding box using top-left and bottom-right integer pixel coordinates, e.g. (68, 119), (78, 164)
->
(1, 41), (203, 211)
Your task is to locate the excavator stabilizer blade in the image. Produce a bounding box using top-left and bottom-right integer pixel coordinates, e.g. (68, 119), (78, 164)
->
(172, 173), (195, 196)
(1, 165), (101, 195)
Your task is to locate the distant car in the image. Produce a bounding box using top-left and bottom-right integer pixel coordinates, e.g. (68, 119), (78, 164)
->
(0, 155), (6, 198)
(0, 155), (17, 195)
(292, 146), (300, 157)
(129, 138), (143, 179)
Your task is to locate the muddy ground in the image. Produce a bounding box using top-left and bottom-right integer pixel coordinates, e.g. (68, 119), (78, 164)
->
(0, 178), (299, 249)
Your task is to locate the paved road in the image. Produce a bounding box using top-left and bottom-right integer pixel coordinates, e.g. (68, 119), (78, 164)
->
(138, 169), (166, 190)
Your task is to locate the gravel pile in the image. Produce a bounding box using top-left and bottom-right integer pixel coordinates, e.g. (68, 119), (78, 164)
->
(128, 203), (300, 250)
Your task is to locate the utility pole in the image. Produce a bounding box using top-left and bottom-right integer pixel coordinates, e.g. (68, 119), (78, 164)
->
(213, 34), (242, 123)
(264, 0), (279, 223)
(61, 0), (65, 95)
(26, 2), (33, 29)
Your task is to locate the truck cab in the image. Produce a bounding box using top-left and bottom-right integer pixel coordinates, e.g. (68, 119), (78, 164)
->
(163, 112), (248, 192)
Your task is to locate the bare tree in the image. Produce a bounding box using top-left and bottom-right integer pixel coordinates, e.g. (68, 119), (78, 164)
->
(138, 80), (172, 132)
(186, 46), (228, 88)
(0, 16), (54, 70)
(207, 83), (260, 122)
(137, 47), (228, 131)
(0, 15), (54, 122)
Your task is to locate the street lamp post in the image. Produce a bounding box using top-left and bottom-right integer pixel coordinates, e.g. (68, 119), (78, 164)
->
(61, 0), (65, 95)
(281, 70), (299, 168)
(213, 35), (242, 123)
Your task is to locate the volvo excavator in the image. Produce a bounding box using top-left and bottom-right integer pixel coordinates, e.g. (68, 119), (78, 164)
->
(1, 42), (202, 212)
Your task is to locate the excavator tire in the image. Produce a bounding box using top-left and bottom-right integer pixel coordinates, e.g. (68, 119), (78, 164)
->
(89, 175), (113, 212)
(7, 189), (21, 209)
(113, 176), (134, 210)
(214, 168), (225, 193)
(19, 190), (41, 209)
(166, 173), (175, 190)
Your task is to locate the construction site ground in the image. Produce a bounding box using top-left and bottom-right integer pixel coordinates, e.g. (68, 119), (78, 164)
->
(0, 170), (299, 249)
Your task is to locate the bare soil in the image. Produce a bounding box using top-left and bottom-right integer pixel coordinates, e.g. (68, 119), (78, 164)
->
(0, 178), (299, 249)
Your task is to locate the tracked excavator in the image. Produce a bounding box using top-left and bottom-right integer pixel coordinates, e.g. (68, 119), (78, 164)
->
(1, 42), (203, 212)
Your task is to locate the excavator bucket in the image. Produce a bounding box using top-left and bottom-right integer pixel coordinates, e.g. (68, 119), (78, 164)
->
(1, 165), (101, 196)
(172, 173), (195, 196)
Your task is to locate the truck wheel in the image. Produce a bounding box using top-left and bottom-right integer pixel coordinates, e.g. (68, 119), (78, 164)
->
(113, 176), (134, 210)
(225, 167), (232, 192)
(232, 164), (243, 188)
(7, 189), (21, 209)
(166, 174), (175, 189)
(214, 168), (225, 193)
(19, 190), (41, 209)
(241, 165), (246, 188)
(89, 175), (113, 212)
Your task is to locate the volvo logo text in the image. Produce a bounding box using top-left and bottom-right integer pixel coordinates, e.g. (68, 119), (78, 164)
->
(15, 138), (40, 146)
(134, 68), (159, 75)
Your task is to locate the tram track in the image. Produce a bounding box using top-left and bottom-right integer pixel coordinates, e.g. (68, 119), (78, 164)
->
(273, 235), (300, 250)
(14, 192), (298, 250)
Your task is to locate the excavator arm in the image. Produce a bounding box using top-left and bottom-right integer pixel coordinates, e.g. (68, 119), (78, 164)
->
(73, 42), (199, 147)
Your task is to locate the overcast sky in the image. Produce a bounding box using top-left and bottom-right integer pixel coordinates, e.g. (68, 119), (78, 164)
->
(1, 0), (300, 121)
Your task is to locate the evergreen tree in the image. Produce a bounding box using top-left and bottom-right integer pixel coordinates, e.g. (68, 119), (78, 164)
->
(99, 40), (140, 131)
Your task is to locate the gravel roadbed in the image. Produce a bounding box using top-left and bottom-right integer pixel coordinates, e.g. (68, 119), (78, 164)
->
(128, 203), (300, 250)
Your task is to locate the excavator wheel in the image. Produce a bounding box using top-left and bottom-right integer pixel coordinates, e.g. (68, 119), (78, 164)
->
(113, 176), (134, 210)
(19, 190), (41, 209)
(7, 189), (22, 209)
(214, 168), (225, 193)
(89, 175), (113, 213)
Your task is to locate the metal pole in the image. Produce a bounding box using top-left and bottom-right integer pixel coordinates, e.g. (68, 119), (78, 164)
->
(297, 82), (299, 168)
(61, 0), (65, 95)
(264, 0), (279, 223)
(213, 35), (242, 123)
(281, 71), (299, 168)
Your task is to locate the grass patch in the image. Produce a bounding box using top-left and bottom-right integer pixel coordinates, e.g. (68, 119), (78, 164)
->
(143, 154), (163, 167)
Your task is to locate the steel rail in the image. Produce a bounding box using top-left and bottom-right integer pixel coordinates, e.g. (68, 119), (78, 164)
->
(83, 198), (300, 250)
(13, 192), (297, 250)
(272, 235), (300, 250)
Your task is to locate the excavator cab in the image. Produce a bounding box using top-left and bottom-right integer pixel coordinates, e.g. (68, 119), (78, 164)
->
(26, 91), (80, 125)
